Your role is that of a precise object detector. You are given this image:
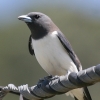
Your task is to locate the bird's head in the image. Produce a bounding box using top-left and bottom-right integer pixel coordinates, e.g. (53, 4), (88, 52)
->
(18, 12), (59, 39)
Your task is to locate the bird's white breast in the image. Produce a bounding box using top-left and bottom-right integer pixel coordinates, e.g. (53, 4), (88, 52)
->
(32, 31), (78, 75)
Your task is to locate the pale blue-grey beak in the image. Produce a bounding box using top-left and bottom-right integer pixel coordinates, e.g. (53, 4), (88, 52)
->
(18, 15), (32, 22)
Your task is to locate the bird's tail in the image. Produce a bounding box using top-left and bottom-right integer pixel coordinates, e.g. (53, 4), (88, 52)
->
(82, 87), (92, 100)
(65, 87), (92, 100)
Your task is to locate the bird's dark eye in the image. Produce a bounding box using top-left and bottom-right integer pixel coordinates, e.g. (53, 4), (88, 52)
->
(34, 15), (40, 19)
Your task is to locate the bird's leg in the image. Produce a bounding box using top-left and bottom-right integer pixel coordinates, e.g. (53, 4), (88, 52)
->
(44, 75), (53, 79)
(37, 75), (59, 88)
(37, 75), (53, 87)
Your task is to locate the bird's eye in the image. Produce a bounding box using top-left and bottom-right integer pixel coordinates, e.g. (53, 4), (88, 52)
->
(34, 15), (40, 19)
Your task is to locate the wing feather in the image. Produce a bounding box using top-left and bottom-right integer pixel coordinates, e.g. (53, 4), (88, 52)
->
(28, 35), (35, 55)
(57, 32), (82, 71)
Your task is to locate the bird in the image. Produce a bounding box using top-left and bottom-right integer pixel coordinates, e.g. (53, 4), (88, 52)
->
(18, 12), (92, 100)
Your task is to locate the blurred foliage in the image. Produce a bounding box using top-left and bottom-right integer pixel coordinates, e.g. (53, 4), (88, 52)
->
(0, 3), (100, 100)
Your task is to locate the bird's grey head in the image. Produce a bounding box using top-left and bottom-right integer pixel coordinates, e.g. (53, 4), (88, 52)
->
(18, 12), (59, 39)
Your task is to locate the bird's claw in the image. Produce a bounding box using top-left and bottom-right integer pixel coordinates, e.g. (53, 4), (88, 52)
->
(44, 75), (53, 79)
(37, 75), (53, 88)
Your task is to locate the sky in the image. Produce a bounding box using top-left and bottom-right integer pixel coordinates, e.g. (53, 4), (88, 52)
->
(0, 0), (100, 24)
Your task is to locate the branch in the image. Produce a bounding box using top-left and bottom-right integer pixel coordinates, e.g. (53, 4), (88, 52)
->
(0, 64), (100, 100)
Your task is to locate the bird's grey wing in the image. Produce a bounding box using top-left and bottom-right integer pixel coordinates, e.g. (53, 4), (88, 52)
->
(28, 35), (35, 55)
(57, 32), (82, 71)
(57, 32), (92, 100)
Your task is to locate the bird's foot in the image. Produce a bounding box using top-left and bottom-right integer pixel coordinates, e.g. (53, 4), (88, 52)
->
(37, 75), (53, 87)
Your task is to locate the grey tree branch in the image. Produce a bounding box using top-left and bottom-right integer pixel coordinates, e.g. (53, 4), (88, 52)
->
(0, 64), (100, 100)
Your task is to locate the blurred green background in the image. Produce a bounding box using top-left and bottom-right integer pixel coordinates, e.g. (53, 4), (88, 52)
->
(0, 0), (100, 100)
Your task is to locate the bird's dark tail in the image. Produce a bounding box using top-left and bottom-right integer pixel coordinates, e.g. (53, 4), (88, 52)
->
(83, 87), (92, 100)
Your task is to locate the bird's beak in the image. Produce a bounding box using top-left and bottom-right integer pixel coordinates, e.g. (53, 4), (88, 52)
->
(18, 15), (32, 22)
